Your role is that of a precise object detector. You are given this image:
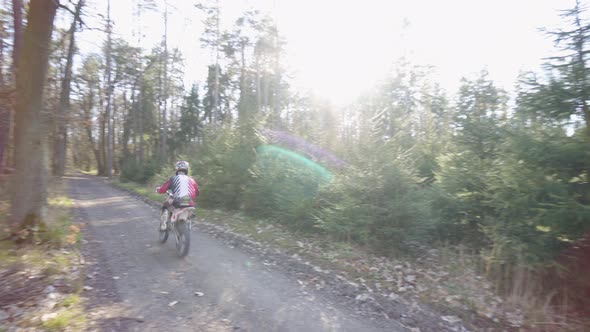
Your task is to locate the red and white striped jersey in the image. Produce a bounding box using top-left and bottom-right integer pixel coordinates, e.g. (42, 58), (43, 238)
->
(158, 174), (199, 206)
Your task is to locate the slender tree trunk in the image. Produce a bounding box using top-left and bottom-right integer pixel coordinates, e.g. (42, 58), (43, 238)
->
(160, 1), (168, 161)
(105, 0), (113, 178)
(122, 90), (130, 157)
(133, 0), (140, 164)
(83, 93), (101, 173)
(263, 71), (270, 112)
(99, 111), (106, 175)
(9, 0), (58, 238)
(255, 56), (261, 114)
(54, 0), (84, 176)
(112, 96), (118, 174)
(0, 18), (7, 174)
(8, 0), (23, 169)
(0, 0), (22, 174)
(98, 80), (106, 175)
(11, 0), (22, 75)
(0, 90), (10, 174)
(138, 88), (144, 164)
(213, 0), (220, 125)
(0, 19), (4, 83)
(238, 40), (246, 118)
(273, 44), (280, 127)
(131, 89), (137, 158)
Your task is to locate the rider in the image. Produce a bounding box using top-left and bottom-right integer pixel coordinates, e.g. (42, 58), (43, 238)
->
(156, 160), (199, 230)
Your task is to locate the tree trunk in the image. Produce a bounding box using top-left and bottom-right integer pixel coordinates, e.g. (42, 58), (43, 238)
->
(263, 71), (270, 112)
(0, 0), (22, 174)
(11, 0), (23, 75)
(273, 45), (280, 128)
(238, 39), (246, 119)
(82, 84), (101, 173)
(83, 98), (101, 174)
(9, 0), (23, 168)
(0, 89), (10, 174)
(99, 103), (106, 175)
(213, 0), (220, 125)
(9, 0), (58, 239)
(112, 96), (118, 175)
(53, 0), (84, 176)
(105, 0), (113, 178)
(122, 90), (130, 157)
(255, 56), (261, 114)
(0, 18), (8, 174)
(139, 88), (144, 164)
(131, 89), (137, 158)
(160, 1), (168, 161)
(0, 20), (4, 83)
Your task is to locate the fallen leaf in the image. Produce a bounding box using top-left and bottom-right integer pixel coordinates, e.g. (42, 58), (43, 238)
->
(404, 275), (417, 283)
(41, 313), (58, 322)
(441, 316), (461, 324)
(355, 293), (372, 302)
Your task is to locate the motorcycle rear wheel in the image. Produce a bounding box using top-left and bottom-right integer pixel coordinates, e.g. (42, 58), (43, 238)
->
(175, 220), (190, 257)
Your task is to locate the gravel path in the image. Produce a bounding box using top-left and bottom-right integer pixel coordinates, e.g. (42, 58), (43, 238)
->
(67, 174), (408, 332)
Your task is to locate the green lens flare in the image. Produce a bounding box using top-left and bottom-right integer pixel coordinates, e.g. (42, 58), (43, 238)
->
(256, 145), (332, 182)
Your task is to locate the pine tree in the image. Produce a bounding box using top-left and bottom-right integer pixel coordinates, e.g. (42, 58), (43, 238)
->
(435, 70), (508, 245)
(177, 84), (202, 144)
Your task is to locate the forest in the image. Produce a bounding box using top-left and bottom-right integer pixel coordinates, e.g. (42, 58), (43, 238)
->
(1, 0), (589, 329)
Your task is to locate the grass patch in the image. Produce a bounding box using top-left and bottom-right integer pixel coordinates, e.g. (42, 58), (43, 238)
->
(47, 195), (74, 208)
(0, 241), (19, 268)
(60, 294), (81, 308)
(79, 169), (98, 176)
(38, 180), (81, 247)
(41, 307), (85, 331)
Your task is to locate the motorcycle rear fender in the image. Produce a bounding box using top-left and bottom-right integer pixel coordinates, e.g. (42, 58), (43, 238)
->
(171, 207), (195, 222)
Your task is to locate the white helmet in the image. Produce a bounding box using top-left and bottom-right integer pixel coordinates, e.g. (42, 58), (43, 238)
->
(175, 160), (189, 174)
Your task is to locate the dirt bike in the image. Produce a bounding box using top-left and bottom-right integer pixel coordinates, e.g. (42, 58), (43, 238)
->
(158, 190), (194, 257)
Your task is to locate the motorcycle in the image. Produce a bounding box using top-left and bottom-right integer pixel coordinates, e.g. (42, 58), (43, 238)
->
(158, 190), (194, 257)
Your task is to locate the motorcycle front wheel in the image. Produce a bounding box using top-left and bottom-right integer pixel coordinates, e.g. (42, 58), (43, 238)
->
(158, 210), (169, 244)
(175, 220), (190, 257)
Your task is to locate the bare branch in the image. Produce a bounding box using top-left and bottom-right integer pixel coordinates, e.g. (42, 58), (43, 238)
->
(58, 3), (76, 16)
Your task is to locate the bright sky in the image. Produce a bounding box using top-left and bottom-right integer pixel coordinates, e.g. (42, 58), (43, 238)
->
(75, 0), (581, 105)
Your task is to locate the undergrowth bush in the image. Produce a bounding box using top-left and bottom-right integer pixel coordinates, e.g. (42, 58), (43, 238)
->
(181, 121), (261, 210)
(121, 157), (162, 184)
(316, 142), (436, 254)
(244, 148), (327, 230)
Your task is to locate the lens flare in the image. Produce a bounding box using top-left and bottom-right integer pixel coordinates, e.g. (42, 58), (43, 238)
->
(256, 145), (332, 182)
(261, 129), (346, 169)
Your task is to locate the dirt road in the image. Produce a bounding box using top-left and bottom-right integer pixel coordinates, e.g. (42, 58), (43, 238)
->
(67, 174), (407, 332)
